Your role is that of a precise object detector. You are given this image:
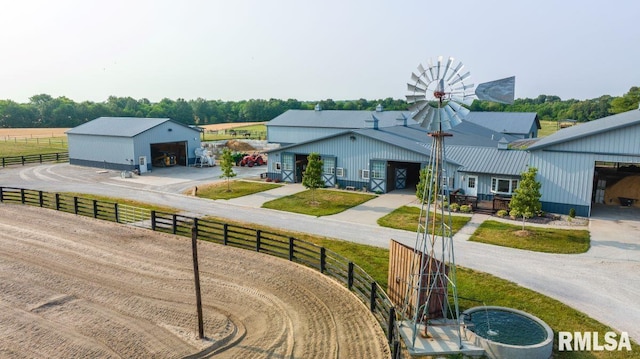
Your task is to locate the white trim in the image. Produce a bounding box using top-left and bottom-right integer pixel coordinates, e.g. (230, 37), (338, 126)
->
(360, 169), (370, 180)
(336, 167), (345, 177)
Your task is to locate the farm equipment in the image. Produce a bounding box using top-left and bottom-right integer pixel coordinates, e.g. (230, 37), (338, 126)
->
(239, 153), (266, 167)
(153, 151), (177, 167)
(231, 152), (248, 166)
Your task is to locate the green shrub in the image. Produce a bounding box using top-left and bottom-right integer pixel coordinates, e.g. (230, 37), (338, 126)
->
(460, 205), (472, 213)
(569, 208), (576, 218)
(449, 203), (460, 212)
(496, 209), (508, 217)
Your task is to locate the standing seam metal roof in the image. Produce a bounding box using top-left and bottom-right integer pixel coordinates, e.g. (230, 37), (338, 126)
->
(464, 112), (540, 135)
(66, 117), (198, 137)
(528, 109), (640, 150)
(266, 109), (411, 129)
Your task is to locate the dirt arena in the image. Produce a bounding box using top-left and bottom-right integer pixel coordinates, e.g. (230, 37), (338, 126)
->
(0, 204), (388, 358)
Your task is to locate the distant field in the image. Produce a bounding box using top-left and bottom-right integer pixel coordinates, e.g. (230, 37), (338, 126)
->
(199, 122), (266, 131)
(0, 128), (69, 139)
(538, 120), (560, 137)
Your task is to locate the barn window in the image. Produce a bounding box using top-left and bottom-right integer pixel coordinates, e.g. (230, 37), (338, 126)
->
(491, 177), (519, 195)
(282, 153), (293, 171)
(323, 157), (335, 174)
(371, 161), (385, 179)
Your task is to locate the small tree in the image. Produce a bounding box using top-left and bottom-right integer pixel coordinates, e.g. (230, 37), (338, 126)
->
(509, 167), (542, 230)
(219, 148), (236, 192)
(415, 167), (435, 203)
(302, 153), (324, 205)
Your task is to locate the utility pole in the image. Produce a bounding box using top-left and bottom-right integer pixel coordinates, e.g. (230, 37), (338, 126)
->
(191, 221), (204, 339)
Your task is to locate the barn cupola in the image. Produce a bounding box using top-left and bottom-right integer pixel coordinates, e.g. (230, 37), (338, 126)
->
(314, 103), (322, 111)
(375, 103), (383, 112)
(497, 137), (509, 150)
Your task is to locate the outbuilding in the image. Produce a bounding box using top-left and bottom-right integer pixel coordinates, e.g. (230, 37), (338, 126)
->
(528, 108), (640, 216)
(66, 117), (201, 172)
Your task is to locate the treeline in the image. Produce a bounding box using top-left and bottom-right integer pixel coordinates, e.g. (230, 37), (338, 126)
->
(0, 87), (638, 128)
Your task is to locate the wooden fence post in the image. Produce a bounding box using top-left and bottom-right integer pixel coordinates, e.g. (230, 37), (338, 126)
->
(114, 203), (119, 223)
(74, 197), (79, 214)
(370, 282), (377, 312)
(348, 262), (354, 290)
(320, 247), (326, 273)
(20, 189), (25, 204)
(93, 200), (98, 218)
(191, 223), (204, 339)
(0, 187), (3, 202)
(39, 191), (44, 207)
(256, 230), (261, 252)
(55, 193), (60, 210)
(151, 211), (156, 230)
(223, 224), (228, 245)
(289, 237), (295, 261)
(387, 307), (396, 344)
(172, 214), (177, 234)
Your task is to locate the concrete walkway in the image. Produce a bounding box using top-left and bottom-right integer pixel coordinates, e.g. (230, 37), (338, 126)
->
(325, 188), (419, 225)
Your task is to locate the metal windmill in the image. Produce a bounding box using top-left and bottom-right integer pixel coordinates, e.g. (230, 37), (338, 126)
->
(399, 56), (515, 351)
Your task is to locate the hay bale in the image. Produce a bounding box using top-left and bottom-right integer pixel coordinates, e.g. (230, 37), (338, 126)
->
(604, 175), (640, 207)
(226, 139), (255, 152)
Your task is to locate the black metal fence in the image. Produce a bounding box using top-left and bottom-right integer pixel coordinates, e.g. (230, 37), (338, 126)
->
(0, 186), (401, 358)
(1, 152), (69, 167)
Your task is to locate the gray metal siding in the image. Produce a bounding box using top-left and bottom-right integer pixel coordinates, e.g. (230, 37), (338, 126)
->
(134, 122), (201, 165)
(68, 134), (135, 166)
(537, 125), (640, 155)
(269, 133), (429, 186)
(530, 151), (595, 208)
(532, 150), (640, 211)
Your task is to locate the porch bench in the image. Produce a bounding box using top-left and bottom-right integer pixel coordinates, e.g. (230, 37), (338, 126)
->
(345, 186), (356, 191)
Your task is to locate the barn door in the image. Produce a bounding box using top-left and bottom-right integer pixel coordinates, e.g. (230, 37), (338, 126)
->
(281, 153), (295, 183)
(395, 168), (407, 189)
(369, 160), (386, 193)
(322, 156), (336, 187)
(138, 156), (148, 173)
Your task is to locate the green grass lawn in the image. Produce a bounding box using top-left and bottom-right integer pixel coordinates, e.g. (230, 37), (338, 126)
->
(194, 180), (281, 200)
(470, 220), (590, 254)
(62, 192), (179, 213)
(377, 205), (471, 235)
(262, 188), (376, 216)
(0, 137), (68, 156)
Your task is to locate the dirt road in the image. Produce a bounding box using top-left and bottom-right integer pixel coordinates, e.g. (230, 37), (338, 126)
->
(0, 204), (388, 358)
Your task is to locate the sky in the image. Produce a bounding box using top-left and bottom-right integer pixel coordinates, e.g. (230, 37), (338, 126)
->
(1, 0), (639, 103)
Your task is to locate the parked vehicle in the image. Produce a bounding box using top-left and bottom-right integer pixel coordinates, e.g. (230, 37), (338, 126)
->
(239, 153), (266, 167)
